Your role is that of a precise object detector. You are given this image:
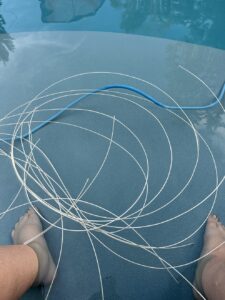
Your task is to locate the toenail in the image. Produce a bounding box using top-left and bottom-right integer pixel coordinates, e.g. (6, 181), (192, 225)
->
(28, 208), (34, 214)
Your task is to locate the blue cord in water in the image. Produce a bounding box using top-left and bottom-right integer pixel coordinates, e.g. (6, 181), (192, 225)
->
(5, 82), (225, 140)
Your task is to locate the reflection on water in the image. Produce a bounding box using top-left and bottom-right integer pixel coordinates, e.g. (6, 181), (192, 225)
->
(0, 1), (14, 63)
(39, 0), (105, 23)
(37, 0), (224, 50)
(0, 0), (224, 49)
(195, 108), (225, 162)
(110, 0), (225, 49)
(163, 38), (225, 158)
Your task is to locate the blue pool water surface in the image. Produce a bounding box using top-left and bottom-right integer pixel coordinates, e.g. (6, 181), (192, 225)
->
(0, 0), (225, 50)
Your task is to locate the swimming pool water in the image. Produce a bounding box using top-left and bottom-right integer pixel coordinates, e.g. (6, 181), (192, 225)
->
(0, 0), (225, 50)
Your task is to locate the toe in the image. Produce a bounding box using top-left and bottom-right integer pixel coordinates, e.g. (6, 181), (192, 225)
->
(204, 216), (220, 240)
(27, 208), (42, 228)
(19, 213), (29, 225)
(209, 214), (218, 221)
(207, 215), (218, 227)
(20, 213), (28, 223)
(206, 217), (217, 230)
(28, 207), (38, 218)
(11, 229), (15, 239)
(28, 207), (34, 215)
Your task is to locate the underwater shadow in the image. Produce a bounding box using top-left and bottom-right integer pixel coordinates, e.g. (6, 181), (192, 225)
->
(39, 0), (105, 23)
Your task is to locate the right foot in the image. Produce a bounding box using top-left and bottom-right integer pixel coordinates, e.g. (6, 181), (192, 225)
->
(12, 207), (56, 285)
(193, 215), (225, 299)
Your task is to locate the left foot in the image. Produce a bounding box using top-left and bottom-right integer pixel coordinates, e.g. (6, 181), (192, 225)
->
(12, 207), (56, 285)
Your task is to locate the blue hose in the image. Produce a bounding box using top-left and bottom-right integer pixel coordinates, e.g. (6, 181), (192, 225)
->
(5, 82), (225, 140)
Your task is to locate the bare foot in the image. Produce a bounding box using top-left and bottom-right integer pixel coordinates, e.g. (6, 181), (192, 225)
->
(193, 215), (225, 299)
(12, 207), (56, 285)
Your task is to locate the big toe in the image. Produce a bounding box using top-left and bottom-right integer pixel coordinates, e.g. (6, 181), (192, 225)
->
(207, 215), (218, 225)
(205, 215), (219, 234)
(27, 208), (42, 228)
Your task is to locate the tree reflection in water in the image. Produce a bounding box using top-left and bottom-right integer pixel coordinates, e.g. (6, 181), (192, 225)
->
(0, 1), (14, 63)
(110, 0), (225, 49)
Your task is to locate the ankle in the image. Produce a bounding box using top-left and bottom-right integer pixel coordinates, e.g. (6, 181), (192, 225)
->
(27, 241), (49, 286)
(202, 256), (225, 298)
